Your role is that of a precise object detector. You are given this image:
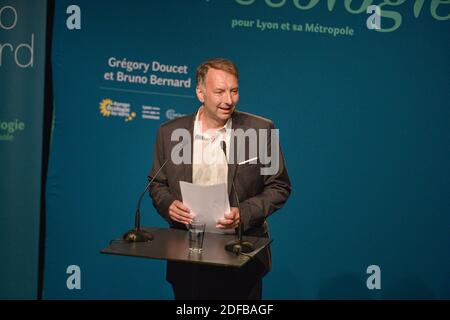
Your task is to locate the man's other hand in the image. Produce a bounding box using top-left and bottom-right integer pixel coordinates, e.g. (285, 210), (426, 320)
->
(216, 207), (240, 229)
(168, 200), (193, 224)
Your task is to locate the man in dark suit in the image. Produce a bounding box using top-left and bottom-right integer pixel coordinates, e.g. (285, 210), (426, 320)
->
(149, 58), (291, 299)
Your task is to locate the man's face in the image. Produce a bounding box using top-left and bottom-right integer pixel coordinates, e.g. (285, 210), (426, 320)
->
(196, 68), (239, 126)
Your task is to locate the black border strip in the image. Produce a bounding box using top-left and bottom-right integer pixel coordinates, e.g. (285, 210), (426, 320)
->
(38, 0), (55, 300)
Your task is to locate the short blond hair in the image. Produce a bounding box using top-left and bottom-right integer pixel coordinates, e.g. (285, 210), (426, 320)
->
(196, 58), (239, 88)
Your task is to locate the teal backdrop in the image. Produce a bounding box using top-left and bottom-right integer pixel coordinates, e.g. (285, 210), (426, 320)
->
(0, 0), (47, 299)
(43, 0), (449, 299)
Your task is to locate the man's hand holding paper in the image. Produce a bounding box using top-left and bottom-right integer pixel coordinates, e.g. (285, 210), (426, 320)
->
(216, 207), (240, 230)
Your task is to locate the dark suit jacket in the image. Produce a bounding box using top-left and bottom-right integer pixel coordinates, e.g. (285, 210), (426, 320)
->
(149, 110), (291, 284)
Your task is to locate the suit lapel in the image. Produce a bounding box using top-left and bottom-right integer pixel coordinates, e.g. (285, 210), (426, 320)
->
(228, 111), (241, 196)
(183, 112), (196, 184)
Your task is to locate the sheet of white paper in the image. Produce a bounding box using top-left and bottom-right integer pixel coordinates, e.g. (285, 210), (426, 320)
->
(179, 181), (234, 234)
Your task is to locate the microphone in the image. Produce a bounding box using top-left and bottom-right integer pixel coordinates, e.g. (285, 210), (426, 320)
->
(220, 140), (254, 254)
(122, 158), (169, 242)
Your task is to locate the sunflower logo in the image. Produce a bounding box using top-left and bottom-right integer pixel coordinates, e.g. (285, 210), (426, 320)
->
(99, 99), (112, 117)
(99, 98), (135, 122)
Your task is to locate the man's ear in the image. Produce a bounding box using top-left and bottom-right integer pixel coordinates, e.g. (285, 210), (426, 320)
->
(196, 86), (205, 103)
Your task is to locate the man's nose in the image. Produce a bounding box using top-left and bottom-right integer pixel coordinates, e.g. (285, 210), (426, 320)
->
(223, 91), (233, 105)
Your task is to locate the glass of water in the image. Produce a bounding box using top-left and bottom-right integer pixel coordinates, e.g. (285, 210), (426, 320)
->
(188, 221), (206, 253)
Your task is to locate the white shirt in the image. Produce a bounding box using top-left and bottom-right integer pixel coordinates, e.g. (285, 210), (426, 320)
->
(192, 107), (232, 187)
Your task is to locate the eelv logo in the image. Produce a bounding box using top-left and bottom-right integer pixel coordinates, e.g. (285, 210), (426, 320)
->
(0, 119), (25, 141)
(99, 99), (136, 122)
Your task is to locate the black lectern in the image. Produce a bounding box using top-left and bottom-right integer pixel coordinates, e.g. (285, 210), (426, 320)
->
(101, 226), (272, 268)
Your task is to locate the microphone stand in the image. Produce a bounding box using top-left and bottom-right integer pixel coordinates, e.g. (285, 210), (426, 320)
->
(123, 159), (168, 242)
(221, 141), (254, 255)
(122, 182), (154, 242)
